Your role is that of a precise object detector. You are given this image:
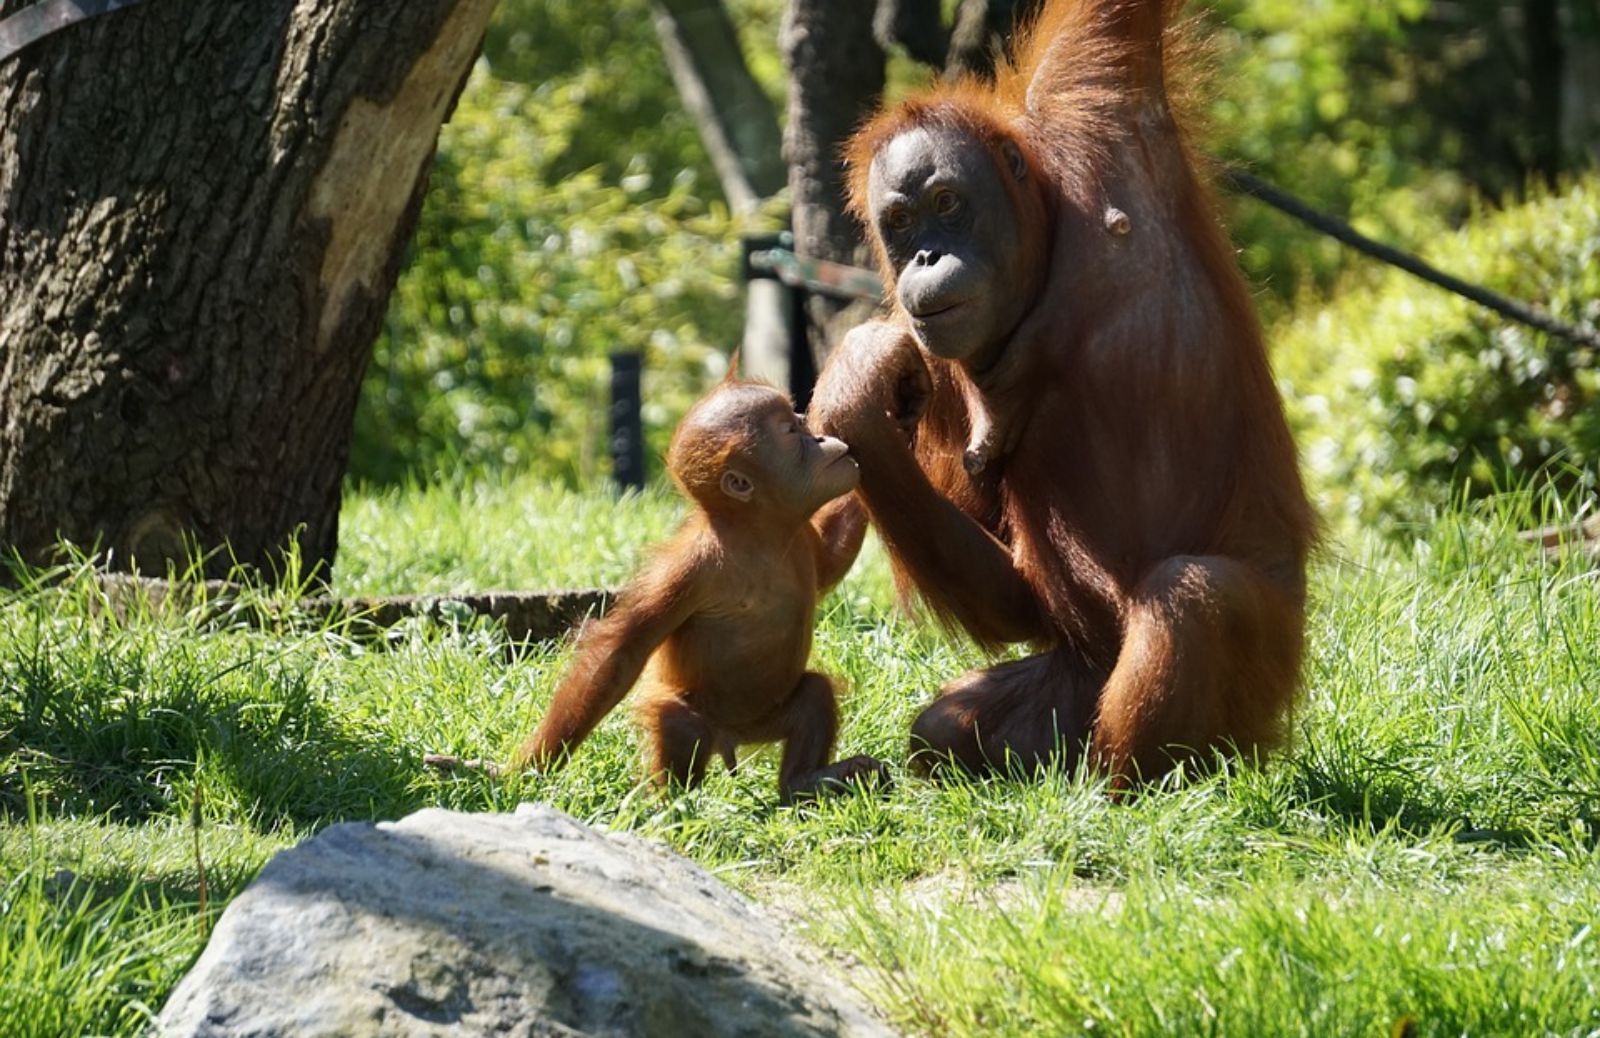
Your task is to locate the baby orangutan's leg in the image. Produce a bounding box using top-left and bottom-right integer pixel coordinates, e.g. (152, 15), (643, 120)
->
(636, 693), (721, 791)
(770, 672), (891, 804)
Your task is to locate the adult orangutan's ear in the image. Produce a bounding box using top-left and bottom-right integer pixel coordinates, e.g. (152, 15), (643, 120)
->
(721, 469), (755, 502)
(999, 139), (1028, 182)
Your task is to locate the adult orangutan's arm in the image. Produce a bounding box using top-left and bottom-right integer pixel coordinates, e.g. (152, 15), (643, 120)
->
(809, 322), (1046, 648)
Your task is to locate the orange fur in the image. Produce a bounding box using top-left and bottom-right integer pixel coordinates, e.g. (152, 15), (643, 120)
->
(810, 0), (1315, 786)
(517, 380), (882, 802)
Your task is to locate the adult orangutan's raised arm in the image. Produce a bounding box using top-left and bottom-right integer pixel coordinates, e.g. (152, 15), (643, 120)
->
(809, 321), (1046, 649)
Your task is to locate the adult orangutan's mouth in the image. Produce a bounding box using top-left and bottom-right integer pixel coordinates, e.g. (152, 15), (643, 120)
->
(910, 301), (965, 320)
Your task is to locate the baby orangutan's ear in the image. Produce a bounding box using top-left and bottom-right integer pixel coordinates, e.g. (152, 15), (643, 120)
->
(720, 469), (755, 502)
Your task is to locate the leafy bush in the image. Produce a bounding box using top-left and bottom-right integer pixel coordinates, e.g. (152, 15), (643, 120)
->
(1276, 176), (1600, 531)
(1206, 0), (1595, 320)
(1208, 0), (1449, 310)
(351, 0), (777, 487)
(352, 0), (1598, 491)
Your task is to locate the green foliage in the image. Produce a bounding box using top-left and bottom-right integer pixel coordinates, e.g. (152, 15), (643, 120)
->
(1276, 176), (1600, 531)
(476, 0), (711, 186)
(840, 872), (1600, 1037)
(1206, 1), (1440, 311)
(353, 0), (1599, 487)
(1207, 0), (1596, 318)
(0, 861), (192, 1038)
(352, 0), (772, 486)
(334, 471), (688, 596)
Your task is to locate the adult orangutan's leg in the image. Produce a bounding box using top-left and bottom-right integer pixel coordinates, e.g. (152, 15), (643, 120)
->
(1090, 555), (1305, 786)
(909, 651), (1101, 777)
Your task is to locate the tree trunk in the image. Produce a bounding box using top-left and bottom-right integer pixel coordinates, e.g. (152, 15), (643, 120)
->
(1562, 0), (1600, 167)
(651, 0), (785, 213)
(874, 0), (948, 69)
(1524, 0), (1564, 183)
(0, 0), (496, 582)
(946, 0), (1041, 79)
(649, 0), (795, 390)
(780, 0), (885, 359)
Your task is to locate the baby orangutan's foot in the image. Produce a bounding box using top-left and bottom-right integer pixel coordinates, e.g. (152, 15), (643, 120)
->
(422, 753), (504, 779)
(782, 755), (893, 804)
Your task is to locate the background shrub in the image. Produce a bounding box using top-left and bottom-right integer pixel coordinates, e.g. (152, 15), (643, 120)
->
(350, 0), (785, 487)
(1276, 177), (1600, 532)
(352, 0), (1600, 520)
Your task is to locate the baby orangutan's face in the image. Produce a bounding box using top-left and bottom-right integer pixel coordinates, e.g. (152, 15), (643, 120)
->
(712, 389), (858, 516)
(750, 398), (859, 514)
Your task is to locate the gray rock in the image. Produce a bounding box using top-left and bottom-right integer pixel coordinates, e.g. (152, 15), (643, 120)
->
(156, 805), (894, 1038)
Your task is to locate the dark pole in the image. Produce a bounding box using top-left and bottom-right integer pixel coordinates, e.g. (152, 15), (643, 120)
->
(609, 351), (646, 491)
(788, 286), (816, 413)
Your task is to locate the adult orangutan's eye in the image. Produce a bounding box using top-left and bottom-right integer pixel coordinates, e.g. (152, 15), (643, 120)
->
(934, 189), (961, 216)
(886, 207), (913, 232)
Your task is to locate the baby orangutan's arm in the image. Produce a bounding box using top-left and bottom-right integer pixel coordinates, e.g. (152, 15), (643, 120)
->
(811, 494), (867, 593)
(513, 543), (706, 772)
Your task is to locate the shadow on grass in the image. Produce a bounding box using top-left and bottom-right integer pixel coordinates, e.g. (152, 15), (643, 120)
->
(1288, 752), (1458, 834)
(37, 854), (261, 927)
(1283, 738), (1600, 849)
(0, 632), (424, 829)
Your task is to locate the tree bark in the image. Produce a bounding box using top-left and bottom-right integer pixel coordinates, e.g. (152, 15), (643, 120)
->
(780, 0), (885, 359)
(874, 0), (948, 69)
(0, 0), (496, 581)
(1562, 0), (1600, 167)
(946, 0), (1041, 79)
(1524, 0), (1564, 183)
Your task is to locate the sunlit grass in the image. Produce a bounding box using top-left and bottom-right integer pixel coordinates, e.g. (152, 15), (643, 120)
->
(3, 475), (1598, 1036)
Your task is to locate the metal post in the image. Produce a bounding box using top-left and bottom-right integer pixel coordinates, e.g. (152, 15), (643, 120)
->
(742, 231), (882, 413)
(609, 351), (645, 491)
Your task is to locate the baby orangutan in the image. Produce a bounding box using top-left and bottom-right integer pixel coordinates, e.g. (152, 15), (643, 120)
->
(515, 379), (886, 802)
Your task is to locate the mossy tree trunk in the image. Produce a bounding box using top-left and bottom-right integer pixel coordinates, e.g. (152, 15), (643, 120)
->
(0, 0), (496, 581)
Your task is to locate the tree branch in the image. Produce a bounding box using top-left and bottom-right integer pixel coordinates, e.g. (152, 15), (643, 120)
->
(651, 0), (785, 214)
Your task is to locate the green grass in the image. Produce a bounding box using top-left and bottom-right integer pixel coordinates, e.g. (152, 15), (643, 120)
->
(3, 473), (1599, 1037)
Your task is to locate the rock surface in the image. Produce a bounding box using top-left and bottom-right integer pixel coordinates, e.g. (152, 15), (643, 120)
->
(156, 805), (894, 1037)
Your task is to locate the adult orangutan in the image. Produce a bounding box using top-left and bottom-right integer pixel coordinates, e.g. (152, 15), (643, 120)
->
(807, 0), (1315, 785)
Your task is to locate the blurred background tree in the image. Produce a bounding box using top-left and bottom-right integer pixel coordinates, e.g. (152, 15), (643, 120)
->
(352, 0), (787, 487)
(353, 0), (1600, 534)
